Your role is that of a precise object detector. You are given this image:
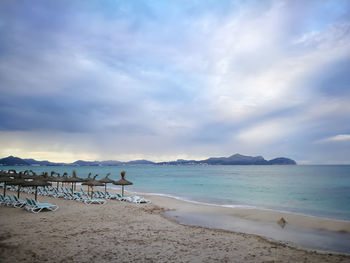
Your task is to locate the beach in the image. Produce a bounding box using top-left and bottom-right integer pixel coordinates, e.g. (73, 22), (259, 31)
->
(1, 188), (350, 263)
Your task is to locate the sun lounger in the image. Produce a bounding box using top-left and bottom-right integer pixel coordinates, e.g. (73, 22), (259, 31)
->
(84, 198), (107, 205)
(25, 198), (59, 213)
(74, 193), (106, 204)
(114, 194), (150, 203)
(0, 194), (12, 206)
(9, 196), (26, 208)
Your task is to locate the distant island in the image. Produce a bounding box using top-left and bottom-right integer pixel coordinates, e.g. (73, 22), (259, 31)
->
(0, 154), (296, 166)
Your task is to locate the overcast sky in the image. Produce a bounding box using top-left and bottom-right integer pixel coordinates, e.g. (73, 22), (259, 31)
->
(0, 0), (350, 163)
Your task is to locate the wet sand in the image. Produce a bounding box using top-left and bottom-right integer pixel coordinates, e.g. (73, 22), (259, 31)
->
(1, 188), (350, 262)
(144, 194), (350, 233)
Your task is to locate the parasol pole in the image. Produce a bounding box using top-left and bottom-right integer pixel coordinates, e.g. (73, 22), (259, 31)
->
(35, 186), (38, 201)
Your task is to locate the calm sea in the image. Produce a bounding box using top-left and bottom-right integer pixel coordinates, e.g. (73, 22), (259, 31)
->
(2, 165), (350, 221)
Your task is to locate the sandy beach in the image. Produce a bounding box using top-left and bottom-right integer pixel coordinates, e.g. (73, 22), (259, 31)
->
(1, 187), (350, 263)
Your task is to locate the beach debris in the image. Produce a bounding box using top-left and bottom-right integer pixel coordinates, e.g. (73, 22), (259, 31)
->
(277, 217), (287, 228)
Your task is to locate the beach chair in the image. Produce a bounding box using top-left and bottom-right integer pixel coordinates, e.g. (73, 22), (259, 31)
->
(104, 191), (117, 199)
(74, 192), (86, 202)
(0, 194), (12, 206)
(25, 198), (59, 213)
(2, 195), (13, 206)
(80, 188), (88, 197)
(96, 191), (105, 198)
(115, 193), (128, 201)
(77, 193), (107, 205)
(10, 196), (26, 208)
(130, 196), (150, 204)
(84, 197), (107, 205)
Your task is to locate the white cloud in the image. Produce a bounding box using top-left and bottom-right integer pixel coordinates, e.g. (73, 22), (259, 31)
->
(318, 134), (350, 143)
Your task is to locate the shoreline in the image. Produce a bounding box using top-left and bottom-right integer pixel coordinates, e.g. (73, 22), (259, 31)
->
(1, 187), (350, 262)
(126, 190), (350, 233)
(127, 188), (350, 224)
(135, 192), (350, 254)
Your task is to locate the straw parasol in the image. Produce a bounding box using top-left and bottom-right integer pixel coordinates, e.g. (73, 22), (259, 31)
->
(6, 178), (26, 198)
(82, 174), (103, 198)
(0, 176), (14, 196)
(66, 171), (84, 192)
(113, 171), (133, 196)
(35, 172), (50, 181)
(82, 173), (93, 195)
(22, 179), (52, 201)
(99, 173), (115, 194)
(84, 173), (93, 182)
(51, 174), (68, 189)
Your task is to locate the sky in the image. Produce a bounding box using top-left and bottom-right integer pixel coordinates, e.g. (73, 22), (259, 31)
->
(0, 0), (350, 164)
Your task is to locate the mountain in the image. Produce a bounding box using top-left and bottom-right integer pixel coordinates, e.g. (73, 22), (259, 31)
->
(126, 160), (155, 165)
(0, 156), (29, 166)
(199, 154), (296, 165)
(0, 154), (297, 166)
(267, 157), (297, 165)
(158, 154), (296, 165)
(72, 160), (101, 166)
(100, 160), (124, 166)
(200, 154), (268, 165)
(71, 160), (155, 166)
(23, 159), (65, 166)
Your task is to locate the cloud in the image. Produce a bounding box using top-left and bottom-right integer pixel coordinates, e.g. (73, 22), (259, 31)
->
(318, 134), (350, 143)
(0, 0), (350, 162)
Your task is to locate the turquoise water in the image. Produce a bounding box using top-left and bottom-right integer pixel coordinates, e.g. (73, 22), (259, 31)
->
(2, 165), (350, 221)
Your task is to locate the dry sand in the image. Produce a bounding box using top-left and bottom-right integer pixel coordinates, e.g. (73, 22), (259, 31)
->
(1, 189), (350, 263)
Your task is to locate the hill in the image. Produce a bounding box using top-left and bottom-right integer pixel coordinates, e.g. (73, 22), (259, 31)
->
(0, 154), (296, 166)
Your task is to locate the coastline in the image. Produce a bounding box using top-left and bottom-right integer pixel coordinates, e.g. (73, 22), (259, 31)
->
(1, 187), (350, 262)
(140, 192), (350, 233)
(139, 193), (350, 254)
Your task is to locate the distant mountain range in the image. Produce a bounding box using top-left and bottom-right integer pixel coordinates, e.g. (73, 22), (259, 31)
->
(0, 154), (296, 166)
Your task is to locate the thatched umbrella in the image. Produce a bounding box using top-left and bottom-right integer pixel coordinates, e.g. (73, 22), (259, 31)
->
(58, 172), (71, 188)
(22, 179), (52, 201)
(66, 171), (84, 192)
(4, 170), (19, 179)
(82, 173), (93, 195)
(51, 174), (68, 189)
(113, 171), (133, 196)
(24, 170), (37, 176)
(7, 169), (17, 175)
(35, 172), (50, 181)
(84, 173), (93, 182)
(6, 178), (26, 198)
(82, 175), (103, 198)
(0, 176), (14, 196)
(99, 173), (115, 194)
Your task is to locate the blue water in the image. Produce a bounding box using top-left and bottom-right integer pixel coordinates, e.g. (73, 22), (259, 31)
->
(2, 165), (350, 221)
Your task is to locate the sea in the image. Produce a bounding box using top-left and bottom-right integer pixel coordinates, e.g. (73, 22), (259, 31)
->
(2, 164), (350, 221)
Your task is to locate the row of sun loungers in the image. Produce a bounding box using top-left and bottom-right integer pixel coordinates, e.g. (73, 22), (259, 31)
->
(0, 194), (59, 213)
(0, 184), (150, 214)
(3, 184), (150, 204)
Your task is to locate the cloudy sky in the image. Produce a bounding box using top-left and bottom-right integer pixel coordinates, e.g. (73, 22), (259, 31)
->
(0, 0), (350, 164)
